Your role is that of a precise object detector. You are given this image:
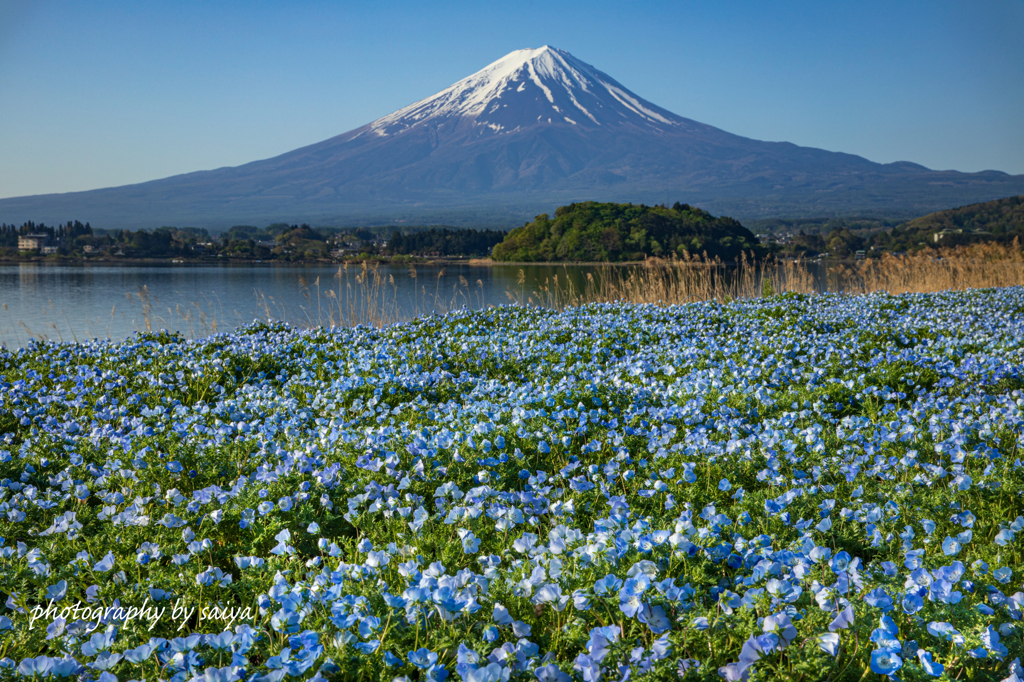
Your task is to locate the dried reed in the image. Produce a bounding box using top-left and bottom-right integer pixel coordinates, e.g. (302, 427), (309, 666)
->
(509, 242), (1024, 310)
(831, 240), (1024, 294)
(507, 252), (820, 309)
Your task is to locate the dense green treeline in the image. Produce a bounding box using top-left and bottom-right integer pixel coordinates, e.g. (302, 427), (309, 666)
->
(0, 219), (499, 261)
(491, 201), (761, 262)
(387, 228), (507, 257)
(6, 195), (1022, 262)
(0, 220), (93, 247)
(1, 220), (209, 257)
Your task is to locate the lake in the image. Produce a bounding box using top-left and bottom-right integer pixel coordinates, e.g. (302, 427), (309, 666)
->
(0, 259), (837, 348)
(0, 261), (614, 347)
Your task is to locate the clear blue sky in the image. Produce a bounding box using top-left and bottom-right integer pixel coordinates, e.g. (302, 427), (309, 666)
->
(1, 0), (1022, 199)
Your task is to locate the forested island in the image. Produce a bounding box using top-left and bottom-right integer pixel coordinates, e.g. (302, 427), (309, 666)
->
(491, 201), (761, 262)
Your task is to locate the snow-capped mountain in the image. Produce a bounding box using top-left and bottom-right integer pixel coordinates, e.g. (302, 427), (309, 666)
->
(365, 46), (681, 137)
(1, 46), (1021, 229)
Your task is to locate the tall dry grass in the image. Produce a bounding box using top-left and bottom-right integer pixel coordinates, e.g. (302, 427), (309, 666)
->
(829, 241), (1024, 295)
(507, 252), (819, 309)
(290, 262), (487, 328)
(509, 241), (1024, 310)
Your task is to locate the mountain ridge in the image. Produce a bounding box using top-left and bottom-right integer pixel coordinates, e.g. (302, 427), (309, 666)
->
(2, 46), (1023, 229)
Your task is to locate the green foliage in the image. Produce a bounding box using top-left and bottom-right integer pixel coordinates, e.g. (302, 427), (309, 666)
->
(491, 202), (762, 262)
(387, 228), (507, 257)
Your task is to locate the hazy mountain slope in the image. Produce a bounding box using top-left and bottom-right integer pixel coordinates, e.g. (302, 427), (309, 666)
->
(2, 46), (1022, 229)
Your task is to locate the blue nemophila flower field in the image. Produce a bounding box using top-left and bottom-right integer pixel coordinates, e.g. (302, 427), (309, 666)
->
(3, 290), (1024, 681)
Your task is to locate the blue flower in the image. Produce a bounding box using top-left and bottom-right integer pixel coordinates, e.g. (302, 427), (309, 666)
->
(90, 651), (122, 670)
(818, 633), (840, 657)
(904, 549), (925, 570)
(864, 588), (893, 611)
(491, 604), (513, 625)
(536, 662), (570, 682)
(459, 529), (480, 554)
(593, 574), (623, 595)
(195, 666), (241, 682)
(354, 640), (379, 654)
(830, 551), (851, 574)
(408, 648), (438, 670)
(870, 650), (902, 677)
(18, 656), (54, 677)
(270, 529), (295, 555)
(618, 592), (643, 618)
(828, 606), (854, 632)
(585, 625), (620, 663)
(45, 580), (67, 601)
(916, 649), (944, 677)
(511, 620), (531, 638)
(941, 536), (961, 556)
(357, 616), (380, 638)
(926, 622), (964, 645)
(45, 618), (65, 641)
(573, 654), (600, 682)
(982, 626), (1009, 659)
(870, 620), (901, 654)
(902, 593), (924, 614)
(638, 603), (670, 634)
(93, 552), (115, 572)
(52, 658), (80, 677)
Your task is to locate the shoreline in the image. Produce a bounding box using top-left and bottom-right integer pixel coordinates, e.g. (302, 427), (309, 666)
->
(0, 256), (462, 267)
(0, 255), (864, 267)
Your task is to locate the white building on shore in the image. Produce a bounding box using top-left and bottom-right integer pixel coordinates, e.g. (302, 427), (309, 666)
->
(17, 234), (50, 251)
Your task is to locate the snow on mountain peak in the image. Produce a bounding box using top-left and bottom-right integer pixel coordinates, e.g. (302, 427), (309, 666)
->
(366, 46), (681, 137)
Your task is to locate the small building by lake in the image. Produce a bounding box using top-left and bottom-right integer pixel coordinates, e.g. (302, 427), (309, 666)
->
(18, 234), (50, 251)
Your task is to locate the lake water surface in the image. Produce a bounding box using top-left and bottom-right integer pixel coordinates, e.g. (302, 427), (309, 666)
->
(1, 260), (835, 348)
(0, 262), (609, 347)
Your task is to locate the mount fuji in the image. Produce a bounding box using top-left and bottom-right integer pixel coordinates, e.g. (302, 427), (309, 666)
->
(3, 45), (1023, 229)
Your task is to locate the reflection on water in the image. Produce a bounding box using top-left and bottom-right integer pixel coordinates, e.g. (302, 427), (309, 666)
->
(0, 262), (618, 347)
(0, 260), (835, 348)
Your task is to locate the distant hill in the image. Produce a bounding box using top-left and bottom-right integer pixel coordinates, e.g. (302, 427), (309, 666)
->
(491, 201), (759, 262)
(762, 195), (1024, 257)
(2, 46), (1023, 230)
(898, 195), (1024, 239)
(857, 194), (1024, 253)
